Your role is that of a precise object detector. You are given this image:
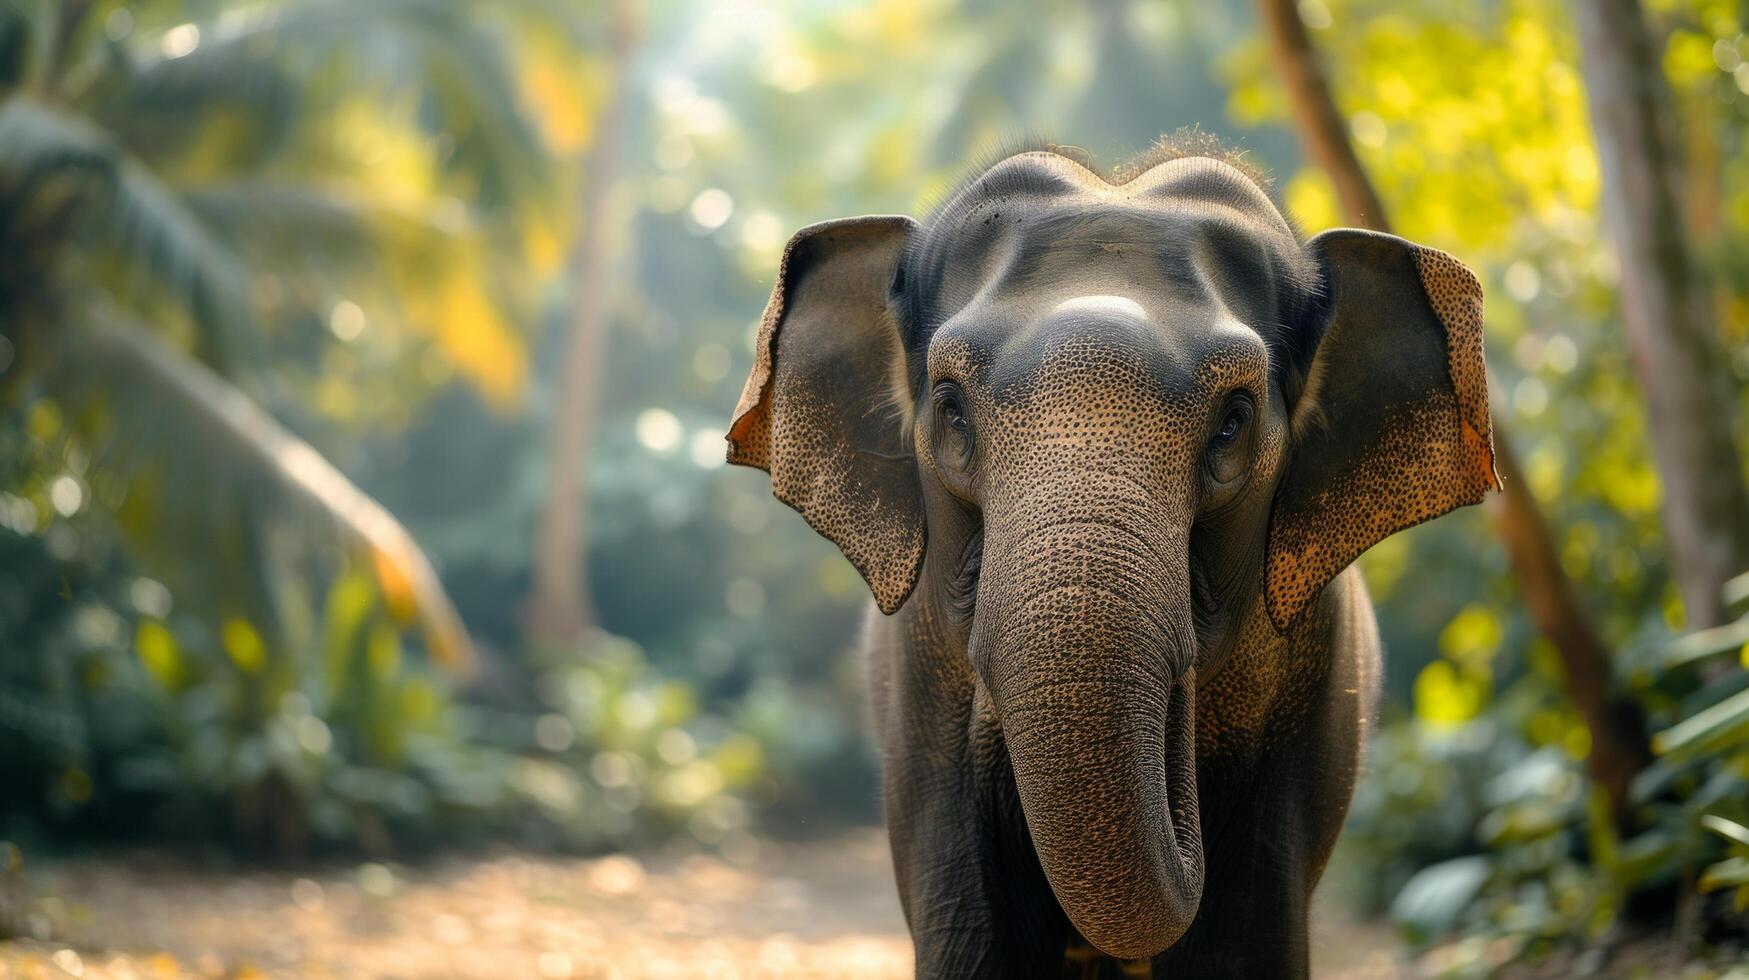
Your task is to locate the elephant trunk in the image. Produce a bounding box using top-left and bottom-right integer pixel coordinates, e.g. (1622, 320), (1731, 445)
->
(975, 479), (1205, 959)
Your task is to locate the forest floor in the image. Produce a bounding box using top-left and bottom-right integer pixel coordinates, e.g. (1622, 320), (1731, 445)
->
(0, 829), (1408, 979)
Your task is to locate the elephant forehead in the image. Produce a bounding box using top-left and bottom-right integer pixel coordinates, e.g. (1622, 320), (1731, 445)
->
(934, 150), (1286, 223)
(1051, 294), (1149, 320)
(918, 183), (1279, 391)
(930, 305), (1269, 412)
(904, 153), (1309, 338)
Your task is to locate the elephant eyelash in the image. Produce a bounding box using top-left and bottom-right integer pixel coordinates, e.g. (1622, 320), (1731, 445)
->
(933, 382), (970, 429)
(931, 382), (975, 457)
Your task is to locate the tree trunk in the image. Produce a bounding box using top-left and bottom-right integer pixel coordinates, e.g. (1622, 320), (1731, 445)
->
(1489, 427), (1650, 811)
(528, 2), (637, 646)
(1572, 0), (1749, 630)
(1255, 0), (1652, 821)
(1258, 0), (1391, 232)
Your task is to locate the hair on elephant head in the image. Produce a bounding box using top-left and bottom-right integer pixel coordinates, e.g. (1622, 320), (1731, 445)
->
(725, 137), (1498, 960)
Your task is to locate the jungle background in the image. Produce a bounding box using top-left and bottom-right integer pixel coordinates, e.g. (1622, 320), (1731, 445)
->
(3, 0), (1748, 976)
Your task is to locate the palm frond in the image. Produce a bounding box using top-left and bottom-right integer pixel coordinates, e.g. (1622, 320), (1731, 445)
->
(0, 0), (59, 91)
(55, 310), (477, 675)
(75, 8), (299, 162)
(110, 0), (561, 206)
(179, 179), (459, 271)
(0, 91), (114, 171)
(0, 94), (110, 321)
(0, 95), (250, 365)
(105, 152), (253, 359)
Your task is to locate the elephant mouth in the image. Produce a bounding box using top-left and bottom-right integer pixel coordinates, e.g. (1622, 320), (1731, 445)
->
(1190, 544), (1219, 629)
(944, 527), (983, 623)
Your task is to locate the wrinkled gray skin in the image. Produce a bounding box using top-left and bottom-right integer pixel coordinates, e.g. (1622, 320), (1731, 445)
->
(725, 147), (1497, 978)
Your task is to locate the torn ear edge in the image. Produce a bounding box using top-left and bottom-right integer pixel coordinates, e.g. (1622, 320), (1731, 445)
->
(725, 215), (916, 473)
(722, 215), (924, 615)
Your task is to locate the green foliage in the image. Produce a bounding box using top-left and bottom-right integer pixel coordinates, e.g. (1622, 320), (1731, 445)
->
(1339, 574), (1749, 970)
(2, 0), (897, 853)
(500, 633), (768, 853)
(1237, 0), (1749, 967)
(0, 0), (688, 853)
(0, 398), (766, 852)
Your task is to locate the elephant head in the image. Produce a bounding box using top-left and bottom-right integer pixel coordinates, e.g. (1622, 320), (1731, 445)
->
(725, 148), (1498, 958)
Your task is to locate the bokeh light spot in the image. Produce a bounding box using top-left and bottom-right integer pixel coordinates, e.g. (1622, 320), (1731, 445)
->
(689, 430), (726, 469)
(329, 300), (366, 341)
(689, 189), (734, 232)
(636, 408), (684, 454)
(160, 23), (200, 59)
(49, 475), (83, 517)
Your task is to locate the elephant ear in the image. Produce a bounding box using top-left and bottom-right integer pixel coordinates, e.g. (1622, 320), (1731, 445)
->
(1266, 229), (1501, 631)
(726, 215), (924, 614)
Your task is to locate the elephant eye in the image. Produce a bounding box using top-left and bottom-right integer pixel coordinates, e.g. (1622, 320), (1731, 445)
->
(1214, 408), (1245, 445)
(1211, 399), (1251, 451)
(931, 382), (976, 485)
(934, 383), (971, 436)
(1205, 395), (1254, 488)
(944, 388), (972, 430)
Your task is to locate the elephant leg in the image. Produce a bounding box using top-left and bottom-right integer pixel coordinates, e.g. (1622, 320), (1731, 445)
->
(1148, 766), (1319, 978)
(1152, 654), (1371, 976)
(876, 616), (1070, 979)
(895, 747), (1069, 980)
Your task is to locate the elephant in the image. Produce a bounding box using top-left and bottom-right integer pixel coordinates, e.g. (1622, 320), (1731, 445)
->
(723, 139), (1500, 977)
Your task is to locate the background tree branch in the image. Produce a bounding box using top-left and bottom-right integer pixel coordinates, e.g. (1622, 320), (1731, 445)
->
(1255, 0), (1652, 822)
(529, 0), (639, 646)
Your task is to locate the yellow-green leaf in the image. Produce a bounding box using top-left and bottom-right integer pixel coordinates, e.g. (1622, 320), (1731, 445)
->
(221, 617), (268, 674)
(136, 621), (181, 690)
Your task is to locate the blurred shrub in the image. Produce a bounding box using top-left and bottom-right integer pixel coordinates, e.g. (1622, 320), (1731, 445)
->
(1344, 573), (1749, 972)
(0, 409), (771, 855)
(0, 565), (775, 860)
(501, 633), (764, 854)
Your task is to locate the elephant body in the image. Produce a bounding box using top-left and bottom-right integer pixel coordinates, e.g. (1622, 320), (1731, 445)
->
(867, 564), (1378, 977)
(725, 138), (1498, 976)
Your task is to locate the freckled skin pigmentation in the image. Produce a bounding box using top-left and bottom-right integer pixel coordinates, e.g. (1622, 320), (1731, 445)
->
(726, 142), (1499, 978)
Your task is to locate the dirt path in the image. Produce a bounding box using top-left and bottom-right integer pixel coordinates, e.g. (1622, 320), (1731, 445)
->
(1, 832), (1404, 978)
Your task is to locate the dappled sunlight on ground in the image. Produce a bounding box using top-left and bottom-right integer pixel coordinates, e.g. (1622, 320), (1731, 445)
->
(1, 832), (1403, 978)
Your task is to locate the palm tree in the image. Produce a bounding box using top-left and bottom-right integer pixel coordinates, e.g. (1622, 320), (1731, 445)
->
(0, 0), (581, 672)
